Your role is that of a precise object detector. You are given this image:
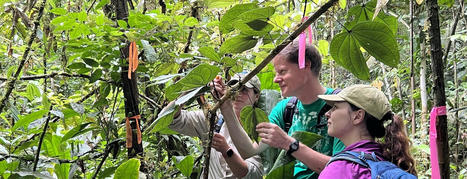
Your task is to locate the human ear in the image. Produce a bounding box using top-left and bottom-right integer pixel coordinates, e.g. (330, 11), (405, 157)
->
(352, 110), (366, 125)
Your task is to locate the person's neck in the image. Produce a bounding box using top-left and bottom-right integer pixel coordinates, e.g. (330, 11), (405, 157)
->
(296, 80), (326, 105)
(340, 129), (373, 147)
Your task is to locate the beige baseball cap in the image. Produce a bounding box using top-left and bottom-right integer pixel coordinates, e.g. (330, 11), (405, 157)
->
(227, 72), (261, 92)
(318, 84), (391, 120)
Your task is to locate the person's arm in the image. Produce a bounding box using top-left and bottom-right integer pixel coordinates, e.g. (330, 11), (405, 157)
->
(220, 100), (269, 159)
(161, 101), (209, 139)
(256, 122), (331, 173)
(211, 133), (255, 178)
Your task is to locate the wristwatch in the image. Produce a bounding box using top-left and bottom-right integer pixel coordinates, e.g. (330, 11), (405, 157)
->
(224, 148), (234, 158)
(287, 139), (299, 156)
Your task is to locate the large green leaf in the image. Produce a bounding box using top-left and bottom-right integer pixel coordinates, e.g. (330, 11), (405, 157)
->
(234, 19), (274, 36)
(61, 122), (95, 143)
(173, 155), (194, 177)
(219, 3), (258, 33)
(265, 161), (295, 179)
(12, 109), (49, 131)
(165, 64), (220, 101)
(330, 31), (369, 80)
(114, 158), (140, 179)
(318, 40), (329, 57)
(238, 7), (275, 22)
(239, 106), (268, 142)
(257, 89), (282, 115)
(352, 21), (399, 67)
(148, 105), (179, 133)
(220, 35), (258, 54)
(198, 46), (221, 62)
(175, 86), (210, 106)
(267, 131), (322, 176)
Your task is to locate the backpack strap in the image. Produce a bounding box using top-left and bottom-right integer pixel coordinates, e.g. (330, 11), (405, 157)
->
(283, 97), (298, 133)
(327, 151), (371, 168)
(316, 88), (342, 128)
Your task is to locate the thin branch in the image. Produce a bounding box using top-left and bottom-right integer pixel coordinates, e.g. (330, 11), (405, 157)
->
(91, 140), (118, 179)
(87, 0), (98, 14)
(33, 106), (53, 171)
(0, 72), (112, 84)
(442, 5), (461, 65)
(0, 0), (49, 112)
(139, 93), (162, 110)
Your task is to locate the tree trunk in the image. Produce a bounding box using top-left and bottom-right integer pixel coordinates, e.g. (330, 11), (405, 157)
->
(409, 0), (416, 137)
(426, 0), (450, 178)
(114, 0), (144, 158)
(419, 28), (428, 139)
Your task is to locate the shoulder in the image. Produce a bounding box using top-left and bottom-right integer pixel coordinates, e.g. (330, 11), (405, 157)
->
(320, 160), (371, 178)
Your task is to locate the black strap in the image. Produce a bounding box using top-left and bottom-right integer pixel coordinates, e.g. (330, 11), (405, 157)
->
(283, 89), (342, 132)
(283, 97), (298, 133)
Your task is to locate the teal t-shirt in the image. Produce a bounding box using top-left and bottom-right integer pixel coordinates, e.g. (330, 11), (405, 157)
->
(268, 88), (345, 179)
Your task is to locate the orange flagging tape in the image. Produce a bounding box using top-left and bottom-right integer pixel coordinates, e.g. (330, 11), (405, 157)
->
(125, 115), (142, 148)
(128, 42), (138, 79)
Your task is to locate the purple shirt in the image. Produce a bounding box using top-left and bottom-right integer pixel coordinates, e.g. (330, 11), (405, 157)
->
(319, 140), (383, 179)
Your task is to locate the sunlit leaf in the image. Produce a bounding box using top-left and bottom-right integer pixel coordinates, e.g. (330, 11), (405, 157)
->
(62, 122), (95, 143)
(50, 8), (67, 15)
(141, 40), (157, 63)
(219, 3), (258, 33)
(198, 46), (221, 62)
(165, 64), (220, 100)
(114, 158), (140, 179)
(12, 110), (49, 131)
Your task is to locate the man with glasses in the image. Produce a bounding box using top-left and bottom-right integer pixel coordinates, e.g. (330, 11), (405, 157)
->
(162, 72), (264, 179)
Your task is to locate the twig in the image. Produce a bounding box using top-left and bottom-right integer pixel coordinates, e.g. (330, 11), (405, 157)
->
(0, 72), (112, 83)
(0, 0), (47, 113)
(91, 140), (118, 179)
(139, 93), (162, 110)
(442, 6), (461, 65)
(86, 0), (98, 14)
(33, 105), (53, 171)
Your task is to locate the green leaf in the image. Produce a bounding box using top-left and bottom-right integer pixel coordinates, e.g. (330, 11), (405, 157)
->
(330, 31), (370, 80)
(184, 17), (198, 27)
(219, 3), (258, 33)
(70, 102), (84, 115)
(165, 64), (221, 100)
(50, 8), (67, 15)
(68, 62), (86, 69)
(148, 105), (179, 133)
(114, 158), (140, 179)
(220, 35), (257, 54)
(89, 69), (103, 83)
(99, 166), (118, 179)
(240, 106), (268, 142)
(117, 20), (127, 28)
(257, 89), (282, 115)
(140, 40), (157, 63)
(339, 0), (347, 9)
(266, 161), (295, 179)
(268, 131), (322, 175)
(95, 0), (110, 9)
(25, 83), (41, 101)
(77, 11), (87, 22)
(12, 110), (49, 131)
(99, 83), (111, 98)
(352, 21), (399, 67)
(206, 0), (237, 8)
(175, 86), (210, 106)
(438, 0), (454, 7)
(238, 7), (275, 22)
(198, 46), (221, 62)
(318, 40), (329, 57)
(83, 58), (99, 67)
(61, 122), (94, 143)
(234, 19), (274, 36)
(173, 156), (194, 177)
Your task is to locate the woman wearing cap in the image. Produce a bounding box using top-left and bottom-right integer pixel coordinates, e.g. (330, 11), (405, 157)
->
(257, 84), (417, 178)
(161, 73), (263, 179)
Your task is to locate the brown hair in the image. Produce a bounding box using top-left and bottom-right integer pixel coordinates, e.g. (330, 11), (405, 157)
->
(279, 40), (322, 76)
(349, 104), (417, 176)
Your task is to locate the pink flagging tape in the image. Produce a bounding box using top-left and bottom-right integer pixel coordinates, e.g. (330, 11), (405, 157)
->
(429, 106), (446, 179)
(298, 32), (306, 69)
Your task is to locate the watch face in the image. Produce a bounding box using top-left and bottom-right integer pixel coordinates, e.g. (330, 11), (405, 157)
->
(291, 142), (298, 150)
(227, 149), (234, 157)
